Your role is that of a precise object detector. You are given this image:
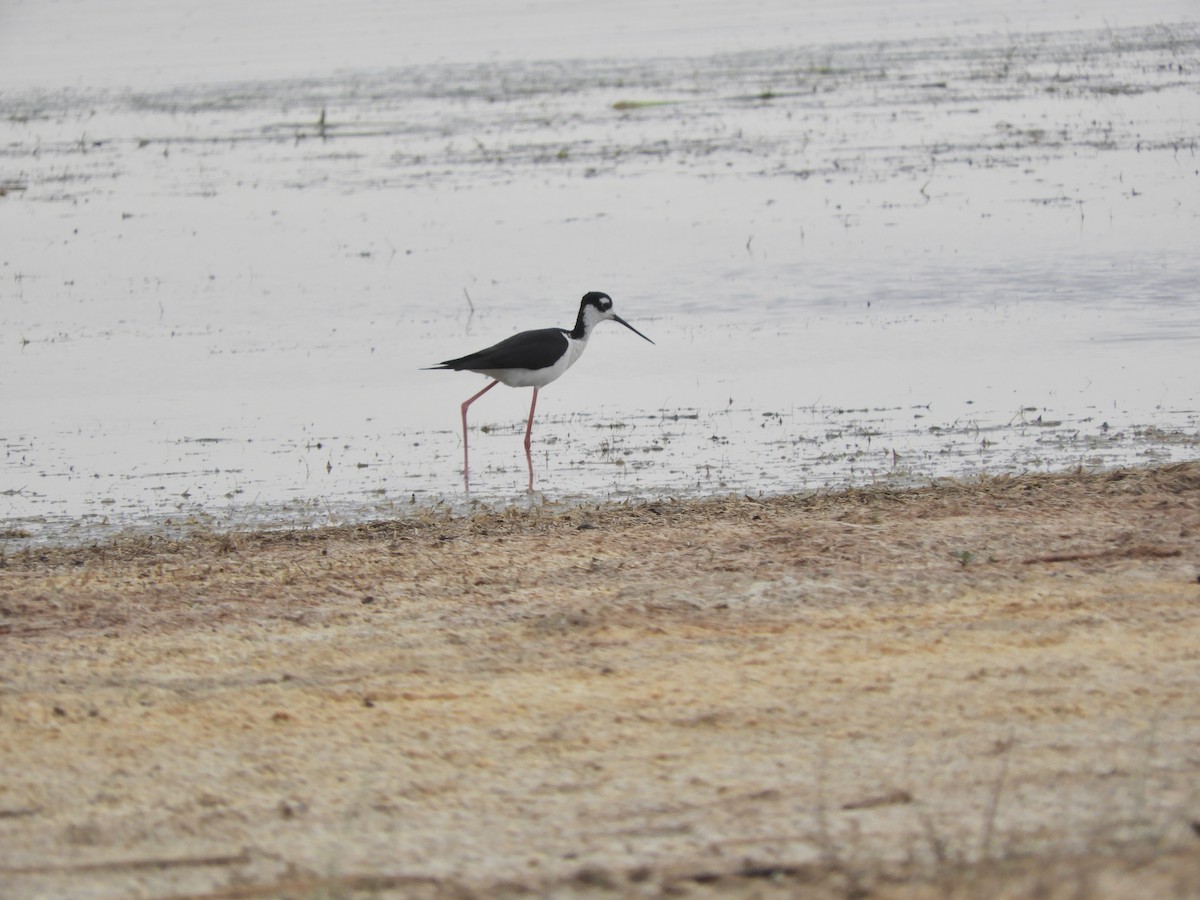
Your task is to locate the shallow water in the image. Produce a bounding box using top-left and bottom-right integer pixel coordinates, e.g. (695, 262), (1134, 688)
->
(2, 5), (1199, 546)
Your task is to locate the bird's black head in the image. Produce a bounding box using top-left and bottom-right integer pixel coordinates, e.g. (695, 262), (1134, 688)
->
(572, 291), (654, 345)
(581, 291), (613, 313)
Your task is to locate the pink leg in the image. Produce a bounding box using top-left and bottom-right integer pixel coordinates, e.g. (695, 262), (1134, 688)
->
(524, 387), (539, 492)
(461, 380), (499, 492)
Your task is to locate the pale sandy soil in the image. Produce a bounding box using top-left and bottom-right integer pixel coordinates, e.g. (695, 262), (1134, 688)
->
(2, 464), (1200, 899)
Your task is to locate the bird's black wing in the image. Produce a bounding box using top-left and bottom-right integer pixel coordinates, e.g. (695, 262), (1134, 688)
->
(431, 328), (570, 372)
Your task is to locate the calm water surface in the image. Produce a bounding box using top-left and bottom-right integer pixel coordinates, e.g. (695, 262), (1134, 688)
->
(2, 3), (1198, 545)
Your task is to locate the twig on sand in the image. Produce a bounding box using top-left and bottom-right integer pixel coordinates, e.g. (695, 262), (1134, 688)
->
(1022, 545), (1181, 565)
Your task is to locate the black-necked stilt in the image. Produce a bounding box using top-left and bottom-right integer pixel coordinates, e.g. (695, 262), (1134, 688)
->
(425, 291), (654, 492)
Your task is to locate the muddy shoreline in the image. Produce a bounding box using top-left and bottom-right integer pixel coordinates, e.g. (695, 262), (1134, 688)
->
(2, 463), (1199, 897)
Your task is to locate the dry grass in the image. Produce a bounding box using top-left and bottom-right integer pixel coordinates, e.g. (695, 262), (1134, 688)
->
(2, 463), (1200, 898)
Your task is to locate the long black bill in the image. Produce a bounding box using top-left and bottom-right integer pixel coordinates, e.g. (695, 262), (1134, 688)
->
(613, 314), (655, 345)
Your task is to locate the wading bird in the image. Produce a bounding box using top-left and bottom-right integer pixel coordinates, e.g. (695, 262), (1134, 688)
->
(425, 291), (654, 492)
